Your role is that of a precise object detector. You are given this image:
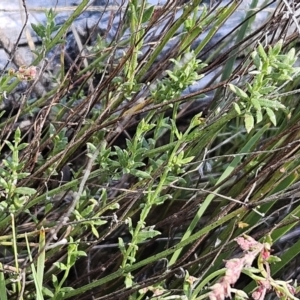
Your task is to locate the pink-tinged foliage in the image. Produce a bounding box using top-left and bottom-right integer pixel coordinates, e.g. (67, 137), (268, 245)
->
(235, 235), (261, 251)
(224, 258), (244, 285)
(209, 283), (228, 300)
(208, 235), (296, 300)
(243, 252), (258, 267)
(17, 66), (37, 81)
(9, 66), (37, 81)
(252, 281), (271, 300)
(261, 247), (271, 261)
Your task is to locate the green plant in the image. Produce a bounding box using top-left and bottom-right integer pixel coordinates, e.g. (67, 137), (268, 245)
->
(230, 40), (299, 133)
(51, 237), (86, 299)
(1, 1), (300, 299)
(0, 128), (36, 215)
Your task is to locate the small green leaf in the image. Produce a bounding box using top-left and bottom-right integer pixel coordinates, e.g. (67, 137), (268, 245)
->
(244, 113), (254, 133)
(93, 219), (107, 226)
(0, 177), (8, 189)
(259, 86), (276, 94)
(251, 98), (261, 111)
(125, 272), (133, 288)
(81, 204), (94, 217)
(136, 229), (161, 243)
(14, 127), (21, 143)
(118, 238), (127, 256)
(48, 123), (56, 138)
(228, 84), (249, 100)
(42, 287), (54, 298)
(52, 274), (58, 288)
(14, 187), (36, 195)
(259, 99), (285, 110)
(271, 40), (283, 56)
(246, 82), (254, 94)
(31, 23), (46, 38)
(256, 110), (263, 123)
(267, 255), (281, 263)
(52, 25), (61, 32)
(251, 50), (262, 70)
(287, 48), (296, 63)
(265, 107), (277, 126)
(76, 251), (87, 257)
(86, 142), (97, 157)
(257, 43), (267, 61)
(16, 143), (28, 151)
(142, 5), (154, 23)
(166, 70), (178, 82)
(108, 203), (120, 210)
(131, 169), (151, 179)
(91, 224), (99, 238)
(4, 140), (14, 152)
(114, 146), (127, 167)
(181, 156), (195, 164)
(114, 146), (123, 158)
(69, 252), (81, 266)
(233, 102), (241, 114)
(54, 262), (67, 270)
(127, 217), (134, 235)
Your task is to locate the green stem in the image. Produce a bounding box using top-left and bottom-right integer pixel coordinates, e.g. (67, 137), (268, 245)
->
(136, 0), (202, 81)
(191, 268), (227, 300)
(61, 206), (246, 299)
(32, 0), (89, 65)
(193, 2), (239, 56)
(144, 108), (238, 158)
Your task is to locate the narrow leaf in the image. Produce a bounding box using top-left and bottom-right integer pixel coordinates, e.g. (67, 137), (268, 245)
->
(14, 187), (36, 195)
(265, 107), (277, 126)
(233, 102), (241, 114)
(31, 23), (46, 38)
(136, 229), (161, 243)
(0, 263), (8, 300)
(257, 43), (267, 61)
(251, 98), (261, 111)
(251, 50), (262, 70)
(244, 113), (254, 133)
(37, 227), (45, 298)
(91, 224), (99, 238)
(142, 5), (154, 23)
(271, 39), (282, 56)
(228, 84), (249, 100)
(131, 170), (151, 179)
(259, 98), (285, 110)
(256, 110), (263, 123)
